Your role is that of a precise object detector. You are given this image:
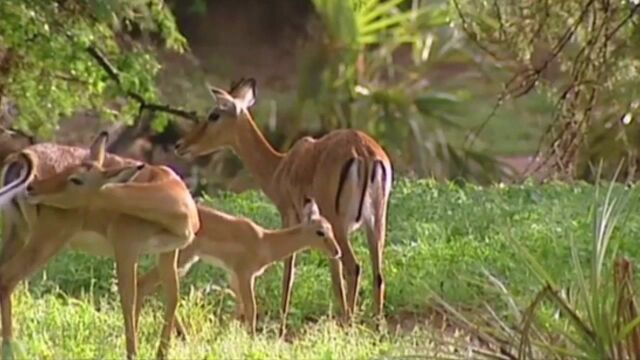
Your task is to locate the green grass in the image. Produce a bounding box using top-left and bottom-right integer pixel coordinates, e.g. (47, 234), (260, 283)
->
(7, 288), (442, 359)
(9, 179), (640, 358)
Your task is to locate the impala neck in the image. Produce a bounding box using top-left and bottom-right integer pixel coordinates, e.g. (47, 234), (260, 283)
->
(263, 226), (312, 263)
(232, 110), (283, 192)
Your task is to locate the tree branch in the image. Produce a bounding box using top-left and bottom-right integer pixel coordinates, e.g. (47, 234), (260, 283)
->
(462, 0), (596, 154)
(85, 45), (199, 122)
(606, 3), (640, 41)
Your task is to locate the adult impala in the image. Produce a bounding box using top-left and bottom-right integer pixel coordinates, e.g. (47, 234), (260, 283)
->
(136, 198), (341, 336)
(175, 78), (393, 334)
(0, 132), (199, 359)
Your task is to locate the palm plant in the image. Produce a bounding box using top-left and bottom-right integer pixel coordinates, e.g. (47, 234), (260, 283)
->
(291, 0), (503, 182)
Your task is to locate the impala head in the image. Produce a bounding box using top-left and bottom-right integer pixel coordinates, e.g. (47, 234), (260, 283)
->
(175, 78), (256, 158)
(26, 131), (145, 209)
(301, 197), (341, 259)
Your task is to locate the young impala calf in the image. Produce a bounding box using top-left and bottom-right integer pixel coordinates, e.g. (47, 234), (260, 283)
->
(0, 132), (199, 360)
(175, 78), (393, 334)
(135, 198), (341, 336)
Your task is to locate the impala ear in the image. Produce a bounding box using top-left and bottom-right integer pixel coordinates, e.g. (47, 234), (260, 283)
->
(88, 131), (108, 166)
(207, 84), (229, 100)
(228, 77), (246, 92)
(230, 78), (256, 111)
(207, 83), (238, 115)
(102, 163), (145, 186)
(302, 197), (320, 223)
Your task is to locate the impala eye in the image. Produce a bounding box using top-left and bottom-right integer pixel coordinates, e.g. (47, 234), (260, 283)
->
(316, 230), (325, 237)
(69, 177), (83, 186)
(208, 112), (220, 122)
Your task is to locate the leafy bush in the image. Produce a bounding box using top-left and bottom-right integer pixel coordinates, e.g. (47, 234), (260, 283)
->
(0, 0), (186, 136)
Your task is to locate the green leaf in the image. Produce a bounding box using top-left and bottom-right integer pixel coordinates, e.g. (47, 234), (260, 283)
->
(358, 0), (407, 25)
(414, 93), (461, 114)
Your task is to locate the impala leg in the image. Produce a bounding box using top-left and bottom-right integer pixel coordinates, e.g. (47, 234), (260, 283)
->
(172, 245), (200, 341)
(366, 173), (390, 322)
(336, 231), (360, 319)
(173, 314), (187, 342)
(234, 301), (245, 323)
(0, 221), (69, 358)
(155, 250), (179, 360)
(114, 248), (138, 360)
(134, 269), (159, 335)
(136, 245), (199, 342)
(229, 274), (244, 323)
(328, 258), (348, 323)
(238, 274), (257, 336)
(136, 270), (189, 342)
(365, 209), (387, 320)
(279, 254), (296, 337)
(279, 211), (299, 338)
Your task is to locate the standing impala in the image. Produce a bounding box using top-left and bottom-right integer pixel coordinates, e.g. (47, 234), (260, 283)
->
(175, 78), (393, 334)
(0, 132), (199, 360)
(135, 198), (341, 336)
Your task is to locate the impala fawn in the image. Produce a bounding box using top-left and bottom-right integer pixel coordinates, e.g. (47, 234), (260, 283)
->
(135, 197), (341, 336)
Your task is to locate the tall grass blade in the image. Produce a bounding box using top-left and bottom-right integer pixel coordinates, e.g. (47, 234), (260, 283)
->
(358, 0), (407, 25)
(505, 229), (559, 289)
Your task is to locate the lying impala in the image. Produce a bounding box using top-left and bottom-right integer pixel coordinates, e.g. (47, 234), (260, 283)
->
(175, 78), (393, 334)
(0, 132), (199, 360)
(135, 197), (340, 336)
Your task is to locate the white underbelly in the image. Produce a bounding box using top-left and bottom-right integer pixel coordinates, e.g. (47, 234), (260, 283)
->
(68, 231), (114, 257)
(67, 232), (188, 257)
(201, 255), (230, 272)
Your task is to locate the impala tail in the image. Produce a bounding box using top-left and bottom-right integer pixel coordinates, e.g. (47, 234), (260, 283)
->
(335, 156), (391, 224)
(0, 152), (36, 208)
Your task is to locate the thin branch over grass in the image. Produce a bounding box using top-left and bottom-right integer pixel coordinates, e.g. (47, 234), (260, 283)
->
(454, 0), (640, 181)
(86, 45), (200, 122)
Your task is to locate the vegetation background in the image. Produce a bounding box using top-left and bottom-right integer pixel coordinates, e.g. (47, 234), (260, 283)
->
(1, 0), (640, 358)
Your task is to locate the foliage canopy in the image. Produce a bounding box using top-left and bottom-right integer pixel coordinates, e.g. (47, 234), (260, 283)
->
(0, 0), (186, 137)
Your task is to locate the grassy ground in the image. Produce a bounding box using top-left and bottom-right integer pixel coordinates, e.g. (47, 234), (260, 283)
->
(8, 179), (640, 359)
